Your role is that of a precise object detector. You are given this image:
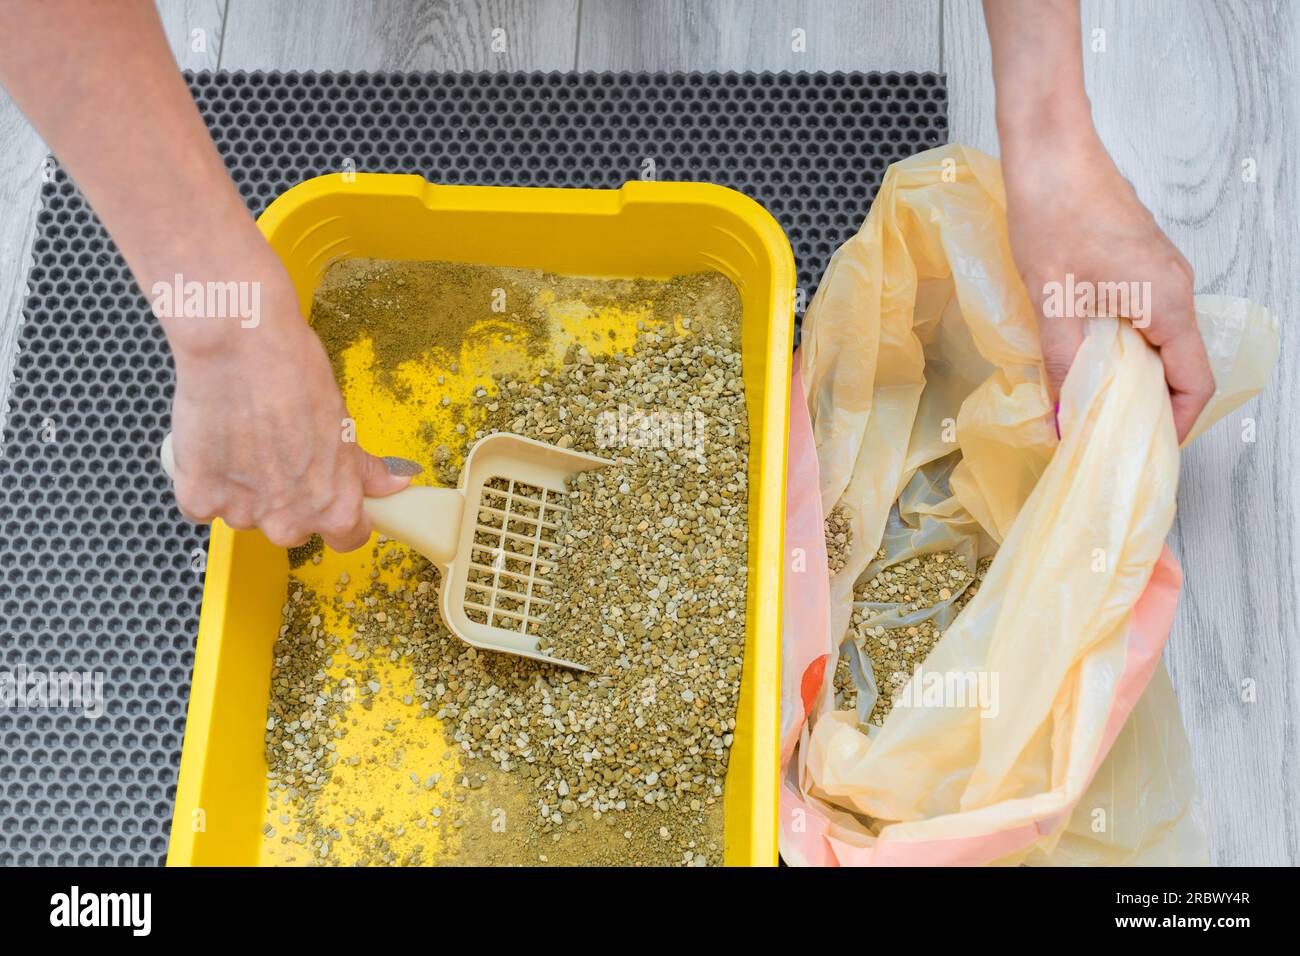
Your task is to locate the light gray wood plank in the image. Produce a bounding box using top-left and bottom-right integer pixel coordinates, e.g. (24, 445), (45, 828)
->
(940, 0), (997, 153)
(0, 94), (48, 443)
(155, 0), (228, 70)
(219, 0), (580, 71)
(1086, 0), (1299, 869)
(577, 0), (941, 71)
(945, 0), (1299, 865)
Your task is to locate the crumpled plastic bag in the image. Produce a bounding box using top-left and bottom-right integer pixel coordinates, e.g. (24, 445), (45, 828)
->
(781, 143), (1277, 866)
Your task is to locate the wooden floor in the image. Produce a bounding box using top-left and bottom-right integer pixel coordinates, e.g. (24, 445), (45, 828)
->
(0, 0), (1293, 866)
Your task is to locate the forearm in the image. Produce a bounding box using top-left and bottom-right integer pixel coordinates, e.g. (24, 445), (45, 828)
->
(982, 0), (1098, 158)
(0, 0), (284, 359)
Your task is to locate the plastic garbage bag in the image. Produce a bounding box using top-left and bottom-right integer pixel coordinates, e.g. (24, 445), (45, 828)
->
(781, 143), (1277, 866)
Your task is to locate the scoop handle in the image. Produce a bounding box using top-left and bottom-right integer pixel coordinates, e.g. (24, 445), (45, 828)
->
(159, 433), (463, 565)
(362, 487), (463, 566)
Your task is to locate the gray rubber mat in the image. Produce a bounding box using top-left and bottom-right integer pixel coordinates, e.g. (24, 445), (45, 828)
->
(0, 70), (947, 866)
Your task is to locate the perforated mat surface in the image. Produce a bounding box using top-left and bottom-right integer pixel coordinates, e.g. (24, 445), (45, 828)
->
(0, 70), (947, 866)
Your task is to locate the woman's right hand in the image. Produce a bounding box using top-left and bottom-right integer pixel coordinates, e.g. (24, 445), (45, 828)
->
(163, 268), (414, 552)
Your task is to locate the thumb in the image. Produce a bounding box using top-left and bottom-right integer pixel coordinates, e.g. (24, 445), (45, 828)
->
(358, 447), (421, 497)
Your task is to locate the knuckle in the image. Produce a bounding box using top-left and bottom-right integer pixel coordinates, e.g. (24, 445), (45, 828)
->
(1197, 371), (1217, 401)
(222, 505), (256, 531)
(260, 474), (313, 515)
(322, 515), (364, 543)
(1163, 261), (1194, 298)
(172, 481), (217, 523)
(321, 514), (372, 554)
(307, 491), (337, 517)
(319, 495), (364, 538)
(260, 513), (308, 549)
(321, 527), (369, 554)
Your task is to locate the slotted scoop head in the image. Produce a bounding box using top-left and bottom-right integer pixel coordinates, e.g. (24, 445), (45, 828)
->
(363, 433), (610, 670)
(160, 432), (610, 670)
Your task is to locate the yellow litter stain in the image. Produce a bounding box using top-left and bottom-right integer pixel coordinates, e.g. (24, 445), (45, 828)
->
(260, 568), (462, 866)
(549, 298), (656, 358)
(336, 294), (664, 472)
(335, 337), (481, 474)
(336, 316), (567, 477)
(285, 537), (374, 595)
(261, 660), (460, 866)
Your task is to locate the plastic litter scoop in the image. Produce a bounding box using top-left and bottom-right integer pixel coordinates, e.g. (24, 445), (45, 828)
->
(160, 432), (611, 670)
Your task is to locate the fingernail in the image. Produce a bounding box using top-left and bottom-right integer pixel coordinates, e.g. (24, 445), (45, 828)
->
(1053, 400), (1061, 440)
(382, 456), (424, 477)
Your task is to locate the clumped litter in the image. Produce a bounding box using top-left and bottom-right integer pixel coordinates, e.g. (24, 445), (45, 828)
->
(287, 534), (324, 570)
(262, 259), (748, 866)
(835, 549), (991, 725)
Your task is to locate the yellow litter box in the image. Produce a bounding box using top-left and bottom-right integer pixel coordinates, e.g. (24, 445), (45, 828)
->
(165, 175), (794, 866)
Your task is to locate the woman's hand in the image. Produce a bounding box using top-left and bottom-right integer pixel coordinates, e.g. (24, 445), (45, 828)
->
(165, 266), (413, 551)
(983, 0), (1215, 444)
(1001, 130), (1215, 442)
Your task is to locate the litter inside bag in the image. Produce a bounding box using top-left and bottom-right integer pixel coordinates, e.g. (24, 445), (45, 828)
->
(782, 143), (1278, 866)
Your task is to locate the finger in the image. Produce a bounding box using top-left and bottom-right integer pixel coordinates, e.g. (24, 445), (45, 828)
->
(319, 527), (371, 554)
(1036, 313), (1086, 401)
(1139, 257), (1196, 344)
(171, 483), (218, 525)
(319, 497), (372, 554)
(222, 504), (257, 531)
(1140, 262), (1211, 443)
(357, 447), (420, 497)
(1157, 327), (1216, 444)
(175, 502), (216, 525)
(260, 513), (313, 550)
